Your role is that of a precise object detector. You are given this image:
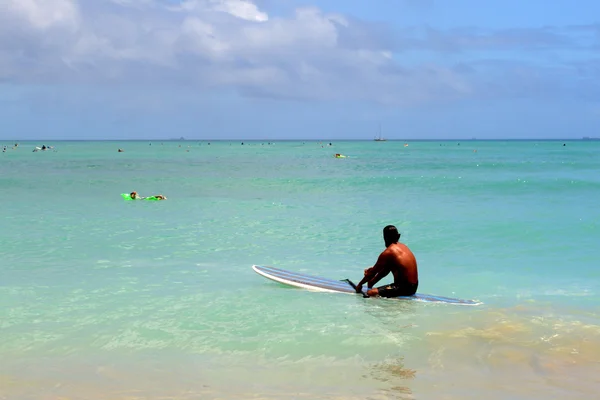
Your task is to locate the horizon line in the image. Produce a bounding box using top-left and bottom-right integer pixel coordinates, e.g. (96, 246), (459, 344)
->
(2, 138), (598, 142)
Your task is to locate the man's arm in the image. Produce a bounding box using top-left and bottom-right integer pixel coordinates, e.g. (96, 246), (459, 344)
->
(367, 268), (389, 288)
(356, 252), (388, 288)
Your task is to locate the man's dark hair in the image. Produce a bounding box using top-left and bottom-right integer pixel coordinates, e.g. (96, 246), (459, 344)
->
(383, 225), (400, 243)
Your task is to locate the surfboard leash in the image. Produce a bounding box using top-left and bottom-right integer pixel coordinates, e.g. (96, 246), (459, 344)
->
(342, 279), (370, 298)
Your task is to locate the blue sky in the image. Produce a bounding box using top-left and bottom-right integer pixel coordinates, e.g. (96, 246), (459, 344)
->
(1, 0), (600, 140)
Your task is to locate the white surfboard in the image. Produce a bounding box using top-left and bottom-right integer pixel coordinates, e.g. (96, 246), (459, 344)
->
(252, 265), (482, 305)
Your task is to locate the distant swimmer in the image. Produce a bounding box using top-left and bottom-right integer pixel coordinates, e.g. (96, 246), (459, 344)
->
(128, 191), (167, 200)
(334, 153), (346, 158)
(354, 225), (418, 298)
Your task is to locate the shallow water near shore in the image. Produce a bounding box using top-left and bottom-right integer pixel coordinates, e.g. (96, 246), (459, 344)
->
(1, 139), (599, 399)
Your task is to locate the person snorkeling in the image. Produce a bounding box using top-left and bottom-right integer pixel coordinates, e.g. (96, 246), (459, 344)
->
(129, 191), (167, 200)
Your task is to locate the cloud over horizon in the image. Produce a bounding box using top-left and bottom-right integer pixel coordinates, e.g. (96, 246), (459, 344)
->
(2, 0), (599, 108)
(1, 0), (600, 140)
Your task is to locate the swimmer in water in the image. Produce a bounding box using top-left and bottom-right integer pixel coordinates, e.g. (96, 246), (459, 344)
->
(130, 191), (167, 200)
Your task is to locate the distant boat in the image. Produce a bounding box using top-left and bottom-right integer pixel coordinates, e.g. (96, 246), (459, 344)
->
(374, 123), (386, 141)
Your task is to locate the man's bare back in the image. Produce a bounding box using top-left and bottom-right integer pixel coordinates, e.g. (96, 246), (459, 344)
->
(355, 225), (419, 298)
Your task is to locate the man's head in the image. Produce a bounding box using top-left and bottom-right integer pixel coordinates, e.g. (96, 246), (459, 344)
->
(383, 225), (400, 246)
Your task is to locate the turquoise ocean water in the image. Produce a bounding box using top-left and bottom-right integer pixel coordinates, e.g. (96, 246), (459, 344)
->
(1, 140), (599, 399)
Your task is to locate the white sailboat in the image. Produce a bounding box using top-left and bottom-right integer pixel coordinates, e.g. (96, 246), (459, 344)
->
(374, 123), (386, 141)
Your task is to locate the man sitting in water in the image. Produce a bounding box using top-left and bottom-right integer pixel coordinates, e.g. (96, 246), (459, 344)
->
(355, 225), (419, 297)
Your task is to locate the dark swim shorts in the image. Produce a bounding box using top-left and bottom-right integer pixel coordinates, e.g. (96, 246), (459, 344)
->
(376, 281), (418, 297)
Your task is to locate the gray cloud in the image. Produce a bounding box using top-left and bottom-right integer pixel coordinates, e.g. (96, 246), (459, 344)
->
(0, 0), (598, 106)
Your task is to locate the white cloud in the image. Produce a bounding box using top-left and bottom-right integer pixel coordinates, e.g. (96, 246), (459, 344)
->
(211, 0), (268, 22)
(180, 17), (230, 59)
(171, 0), (268, 22)
(5, 0), (572, 106)
(2, 0), (80, 31)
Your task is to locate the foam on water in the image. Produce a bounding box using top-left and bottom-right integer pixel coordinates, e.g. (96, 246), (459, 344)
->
(1, 139), (599, 398)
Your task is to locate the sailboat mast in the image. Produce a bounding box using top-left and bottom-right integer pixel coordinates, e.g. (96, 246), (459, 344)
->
(374, 122), (386, 141)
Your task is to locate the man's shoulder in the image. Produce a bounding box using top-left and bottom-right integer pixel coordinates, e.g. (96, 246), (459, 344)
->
(380, 246), (392, 254)
(387, 243), (413, 257)
(386, 243), (403, 251)
(394, 242), (412, 251)
(380, 247), (396, 258)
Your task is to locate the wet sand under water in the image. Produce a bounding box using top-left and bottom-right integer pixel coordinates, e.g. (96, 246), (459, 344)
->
(2, 305), (599, 400)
